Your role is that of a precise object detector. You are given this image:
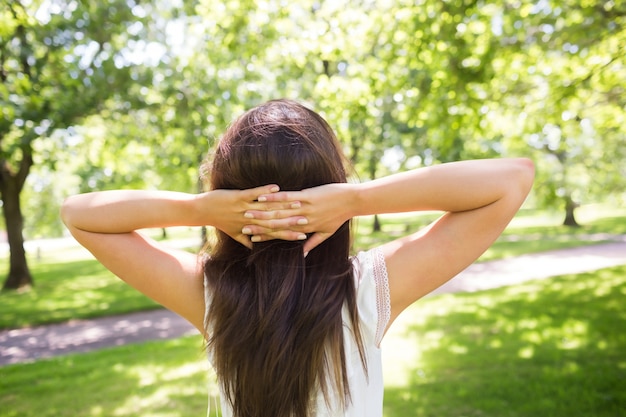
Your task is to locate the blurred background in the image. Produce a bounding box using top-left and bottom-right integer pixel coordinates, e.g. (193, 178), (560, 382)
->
(1, 1), (625, 415)
(2, 0), (624, 290)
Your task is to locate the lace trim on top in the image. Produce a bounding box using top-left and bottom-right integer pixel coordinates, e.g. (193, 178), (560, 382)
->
(372, 248), (391, 347)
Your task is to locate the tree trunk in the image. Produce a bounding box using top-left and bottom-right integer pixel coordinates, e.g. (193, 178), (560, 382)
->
(1, 155), (34, 290)
(372, 214), (381, 232)
(562, 195), (580, 227)
(368, 151), (382, 234)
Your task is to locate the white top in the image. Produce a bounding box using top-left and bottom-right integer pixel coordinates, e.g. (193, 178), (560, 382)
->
(204, 247), (391, 417)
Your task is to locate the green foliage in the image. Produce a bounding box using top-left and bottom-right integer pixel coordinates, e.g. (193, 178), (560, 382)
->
(489, 0), (626, 212)
(0, 0), (148, 150)
(68, 0), (626, 205)
(21, 171), (65, 238)
(4, 0), (625, 239)
(0, 0), (157, 287)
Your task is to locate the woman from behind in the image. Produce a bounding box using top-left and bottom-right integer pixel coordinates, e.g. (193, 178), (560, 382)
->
(61, 99), (535, 417)
(203, 100), (369, 416)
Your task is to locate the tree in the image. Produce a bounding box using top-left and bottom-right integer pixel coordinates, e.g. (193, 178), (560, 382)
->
(17, 0), (623, 254)
(0, 0), (149, 289)
(488, 0), (626, 225)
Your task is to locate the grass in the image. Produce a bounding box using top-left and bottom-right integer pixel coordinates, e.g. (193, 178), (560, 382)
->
(0, 336), (215, 417)
(1, 206), (625, 330)
(381, 265), (626, 417)
(1, 265), (625, 416)
(0, 229), (198, 330)
(0, 258), (160, 330)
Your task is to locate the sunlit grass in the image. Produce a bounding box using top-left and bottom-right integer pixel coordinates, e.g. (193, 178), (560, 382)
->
(1, 265), (624, 416)
(0, 258), (159, 329)
(0, 228), (202, 330)
(0, 335), (219, 417)
(382, 265), (626, 417)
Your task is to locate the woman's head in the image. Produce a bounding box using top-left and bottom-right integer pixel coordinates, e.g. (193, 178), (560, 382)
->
(208, 99), (349, 193)
(203, 99), (365, 417)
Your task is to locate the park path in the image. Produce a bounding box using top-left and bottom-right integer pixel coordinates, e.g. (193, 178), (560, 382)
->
(1, 238), (625, 366)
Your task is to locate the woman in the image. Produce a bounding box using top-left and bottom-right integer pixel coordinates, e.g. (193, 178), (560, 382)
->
(61, 99), (534, 417)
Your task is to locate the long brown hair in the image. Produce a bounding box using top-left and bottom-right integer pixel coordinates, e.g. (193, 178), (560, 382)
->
(202, 99), (366, 417)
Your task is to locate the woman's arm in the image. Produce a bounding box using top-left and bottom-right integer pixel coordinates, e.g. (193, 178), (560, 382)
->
(361, 158), (535, 326)
(61, 185), (303, 331)
(245, 158), (535, 329)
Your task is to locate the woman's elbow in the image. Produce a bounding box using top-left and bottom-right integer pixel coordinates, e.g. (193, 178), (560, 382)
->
(518, 157), (535, 187)
(510, 157), (535, 198)
(60, 196), (80, 229)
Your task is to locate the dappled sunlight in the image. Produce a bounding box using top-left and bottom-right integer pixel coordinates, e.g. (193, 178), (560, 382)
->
(0, 336), (215, 416)
(88, 405), (105, 416)
(518, 345), (534, 358)
(111, 386), (211, 417)
(115, 360), (212, 387)
(447, 344), (469, 355)
(110, 361), (220, 417)
(0, 258), (159, 329)
(381, 327), (424, 388)
(105, 342), (220, 416)
(383, 265), (626, 416)
(556, 320), (588, 350)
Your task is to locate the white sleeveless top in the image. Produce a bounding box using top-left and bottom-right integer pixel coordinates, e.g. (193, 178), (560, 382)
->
(204, 247), (391, 417)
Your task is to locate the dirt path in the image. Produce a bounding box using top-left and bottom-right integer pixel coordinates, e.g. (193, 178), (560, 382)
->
(2, 240), (625, 366)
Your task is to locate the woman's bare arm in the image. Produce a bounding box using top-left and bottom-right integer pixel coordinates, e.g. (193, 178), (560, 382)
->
(245, 158), (535, 330)
(60, 185), (304, 331)
(365, 158), (535, 327)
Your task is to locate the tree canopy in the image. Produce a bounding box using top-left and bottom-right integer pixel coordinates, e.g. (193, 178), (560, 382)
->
(1, 0), (151, 288)
(2, 0), (625, 289)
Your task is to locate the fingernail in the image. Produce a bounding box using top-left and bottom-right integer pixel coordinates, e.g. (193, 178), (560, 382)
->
(297, 218), (308, 225)
(291, 202), (301, 209)
(297, 234), (307, 240)
(244, 212), (253, 219)
(258, 196), (267, 202)
(270, 186), (279, 192)
(251, 236), (261, 242)
(304, 251), (309, 258)
(242, 227), (252, 234)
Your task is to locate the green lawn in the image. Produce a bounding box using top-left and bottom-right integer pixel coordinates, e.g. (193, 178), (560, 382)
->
(1, 206), (625, 330)
(0, 336), (214, 417)
(0, 258), (160, 330)
(382, 265), (626, 417)
(1, 265), (625, 417)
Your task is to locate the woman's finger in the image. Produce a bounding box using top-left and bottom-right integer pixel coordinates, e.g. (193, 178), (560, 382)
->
(257, 190), (303, 203)
(233, 234), (253, 249)
(302, 232), (331, 254)
(242, 217), (308, 236)
(244, 184), (280, 200)
(250, 231), (308, 243)
(248, 201), (302, 214)
(244, 210), (309, 225)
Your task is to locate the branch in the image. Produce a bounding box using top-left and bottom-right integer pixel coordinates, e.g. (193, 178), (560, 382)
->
(15, 145), (33, 192)
(0, 44), (6, 82)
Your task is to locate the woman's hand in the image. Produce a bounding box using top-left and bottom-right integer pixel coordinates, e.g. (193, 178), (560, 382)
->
(239, 183), (358, 253)
(202, 184), (310, 249)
